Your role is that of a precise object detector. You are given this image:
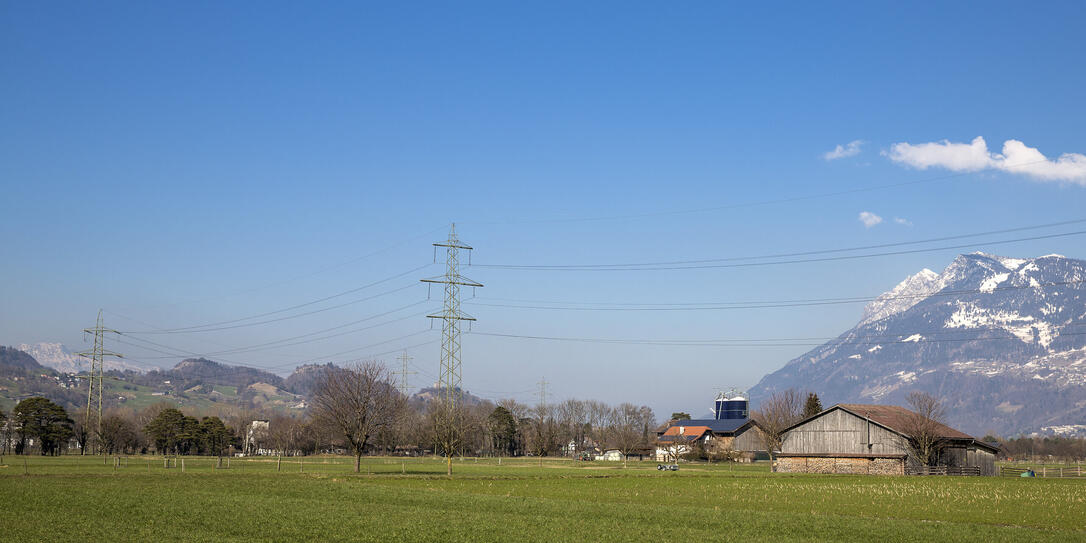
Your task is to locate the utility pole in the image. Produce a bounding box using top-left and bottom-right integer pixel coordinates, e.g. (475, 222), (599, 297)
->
(421, 223), (483, 475)
(397, 351), (416, 398)
(77, 310), (123, 455)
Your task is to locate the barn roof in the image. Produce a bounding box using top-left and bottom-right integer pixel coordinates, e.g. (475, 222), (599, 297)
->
(835, 404), (976, 441)
(783, 403), (997, 453)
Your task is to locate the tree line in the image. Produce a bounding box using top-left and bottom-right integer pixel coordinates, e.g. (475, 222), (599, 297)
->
(0, 362), (659, 474)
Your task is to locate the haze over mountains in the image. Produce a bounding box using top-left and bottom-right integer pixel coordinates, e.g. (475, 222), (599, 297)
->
(7, 252), (1086, 436)
(18, 342), (152, 374)
(751, 252), (1086, 437)
(0, 347), (489, 414)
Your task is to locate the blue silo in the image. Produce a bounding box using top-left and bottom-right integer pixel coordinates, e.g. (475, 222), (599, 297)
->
(714, 391), (749, 420)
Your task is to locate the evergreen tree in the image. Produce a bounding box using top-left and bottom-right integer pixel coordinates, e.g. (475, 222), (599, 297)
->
(12, 397), (74, 455)
(144, 408), (189, 454)
(487, 406), (517, 456)
(802, 393), (823, 419)
(198, 416), (232, 456)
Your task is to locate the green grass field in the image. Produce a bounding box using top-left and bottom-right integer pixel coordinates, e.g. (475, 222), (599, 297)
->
(2, 455), (1084, 542)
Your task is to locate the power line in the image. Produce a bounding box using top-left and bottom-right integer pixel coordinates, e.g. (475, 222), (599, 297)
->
(475, 229), (1086, 271)
(478, 218), (1086, 269)
(121, 264), (432, 334)
(113, 329), (438, 377)
(124, 302), (432, 359)
(465, 279), (1086, 311)
(121, 226), (448, 312)
(467, 324), (1086, 348)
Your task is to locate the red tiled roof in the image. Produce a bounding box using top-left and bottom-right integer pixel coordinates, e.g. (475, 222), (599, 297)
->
(658, 425), (712, 442)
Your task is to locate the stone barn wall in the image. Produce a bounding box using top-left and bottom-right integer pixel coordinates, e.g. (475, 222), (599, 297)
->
(775, 455), (904, 475)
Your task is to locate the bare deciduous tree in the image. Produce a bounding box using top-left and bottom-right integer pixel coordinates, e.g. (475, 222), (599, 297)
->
(751, 388), (803, 462)
(310, 362), (403, 473)
(901, 391), (948, 467)
(608, 403), (646, 468)
(427, 396), (468, 475)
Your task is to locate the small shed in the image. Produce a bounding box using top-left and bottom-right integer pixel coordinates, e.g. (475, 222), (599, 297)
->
(777, 404), (998, 476)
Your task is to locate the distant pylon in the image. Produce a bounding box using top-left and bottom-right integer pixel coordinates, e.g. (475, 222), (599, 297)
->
(421, 223), (482, 472)
(76, 310), (123, 455)
(537, 377), (548, 415)
(397, 350), (416, 398)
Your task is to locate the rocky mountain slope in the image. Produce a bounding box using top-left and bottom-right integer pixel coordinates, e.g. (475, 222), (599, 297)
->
(750, 252), (1086, 437)
(17, 342), (151, 373)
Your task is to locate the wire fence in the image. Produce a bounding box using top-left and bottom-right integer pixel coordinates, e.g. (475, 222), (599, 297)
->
(906, 465), (982, 476)
(998, 464), (1086, 478)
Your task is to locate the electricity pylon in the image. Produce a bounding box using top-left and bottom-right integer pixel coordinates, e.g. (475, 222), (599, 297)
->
(397, 350), (416, 398)
(537, 377), (548, 415)
(421, 223), (482, 474)
(536, 377), (548, 465)
(77, 310), (123, 455)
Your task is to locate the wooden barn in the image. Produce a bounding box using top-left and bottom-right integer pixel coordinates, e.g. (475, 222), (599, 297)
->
(777, 404), (998, 476)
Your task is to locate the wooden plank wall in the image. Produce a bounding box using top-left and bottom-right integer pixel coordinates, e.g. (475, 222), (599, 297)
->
(781, 409), (906, 455)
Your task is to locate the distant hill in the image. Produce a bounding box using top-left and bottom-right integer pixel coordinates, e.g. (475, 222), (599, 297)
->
(0, 346), (83, 412)
(143, 358), (285, 390)
(0, 345), (51, 374)
(283, 363), (336, 396)
(750, 253), (1086, 437)
(2, 350), (490, 416)
(411, 386), (489, 407)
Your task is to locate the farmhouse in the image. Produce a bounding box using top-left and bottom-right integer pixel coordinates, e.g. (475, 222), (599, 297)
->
(243, 419), (270, 456)
(655, 418), (764, 461)
(655, 392), (766, 461)
(777, 403), (998, 475)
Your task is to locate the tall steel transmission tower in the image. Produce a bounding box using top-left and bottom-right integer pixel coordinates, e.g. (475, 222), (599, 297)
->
(421, 223), (482, 473)
(397, 350), (416, 398)
(77, 310), (123, 455)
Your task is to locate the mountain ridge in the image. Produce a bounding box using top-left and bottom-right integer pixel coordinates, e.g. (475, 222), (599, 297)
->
(750, 252), (1086, 437)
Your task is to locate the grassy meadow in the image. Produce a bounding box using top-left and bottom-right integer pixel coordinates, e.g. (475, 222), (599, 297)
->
(1, 455), (1084, 542)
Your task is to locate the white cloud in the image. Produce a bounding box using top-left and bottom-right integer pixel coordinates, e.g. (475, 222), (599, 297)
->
(824, 140), (864, 161)
(885, 136), (1086, 185)
(893, 217), (913, 226)
(858, 211), (883, 228)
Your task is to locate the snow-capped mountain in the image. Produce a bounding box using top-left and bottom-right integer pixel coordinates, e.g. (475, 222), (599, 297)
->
(750, 252), (1086, 437)
(17, 342), (153, 373)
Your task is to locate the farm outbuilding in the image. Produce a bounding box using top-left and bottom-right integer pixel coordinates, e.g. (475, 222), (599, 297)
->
(655, 418), (765, 461)
(656, 391), (767, 461)
(777, 404), (998, 476)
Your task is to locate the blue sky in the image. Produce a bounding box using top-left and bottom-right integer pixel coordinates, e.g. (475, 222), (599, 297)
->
(3, 2), (1085, 417)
